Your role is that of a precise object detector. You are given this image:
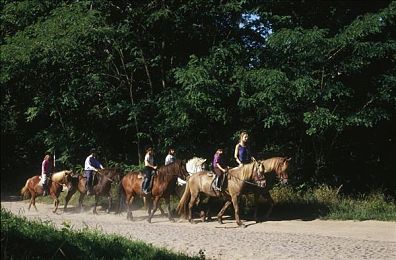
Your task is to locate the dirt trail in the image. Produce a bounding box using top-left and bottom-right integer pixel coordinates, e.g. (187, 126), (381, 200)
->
(2, 200), (396, 260)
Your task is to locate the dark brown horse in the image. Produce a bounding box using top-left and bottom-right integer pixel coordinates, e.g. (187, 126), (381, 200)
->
(20, 170), (73, 213)
(120, 159), (189, 223)
(64, 168), (122, 214)
(176, 161), (265, 227)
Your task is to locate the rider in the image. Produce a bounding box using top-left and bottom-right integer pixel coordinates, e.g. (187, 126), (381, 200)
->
(142, 146), (157, 194)
(212, 148), (227, 191)
(234, 131), (254, 166)
(164, 147), (176, 166)
(41, 153), (53, 196)
(84, 148), (104, 195)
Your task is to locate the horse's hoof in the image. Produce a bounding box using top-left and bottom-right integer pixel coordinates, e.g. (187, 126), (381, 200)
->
(169, 218), (175, 223)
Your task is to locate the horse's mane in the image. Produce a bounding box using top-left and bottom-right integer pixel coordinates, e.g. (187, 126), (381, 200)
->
(52, 170), (72, 182)
(229, 162), (257, 180)
(262, 157), (290, 174)
(157, 159), (183, 182)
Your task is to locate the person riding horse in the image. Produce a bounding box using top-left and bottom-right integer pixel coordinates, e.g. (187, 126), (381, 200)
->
(142, 146), (157, 194)
(84, 148), (104, 195)
(41, 153), (53, 196)
(212, 148), (227, 191)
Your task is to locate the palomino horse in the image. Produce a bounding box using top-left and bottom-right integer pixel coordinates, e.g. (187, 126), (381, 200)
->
(176, 161), (265, 227)
(64, 168), (122, 214)
(20, 170), (73, 213)
(120, 159), (189, 223)
(249, 156), (291, 221)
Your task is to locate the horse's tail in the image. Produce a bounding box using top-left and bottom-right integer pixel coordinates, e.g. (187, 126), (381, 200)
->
(20, 179), (31, 200)
(176, 180), (191, 219)
(117, 178), (126, 214)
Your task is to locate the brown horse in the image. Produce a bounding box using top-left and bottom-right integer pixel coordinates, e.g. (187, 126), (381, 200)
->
(248, 156), (291, 221)
(20, 170), (73, 213)
(120, 159), (189, 223)
(64, 168), (122, 214)
(176, 161), (265, 227)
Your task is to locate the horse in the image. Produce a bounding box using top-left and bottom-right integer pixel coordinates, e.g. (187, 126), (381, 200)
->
(141, 157), (207, 215)
(63, 168), (122, 214)
(176, 161), (265, 227)
(20, 170), (73, 213)
(119, 159), (189, 223)
(249, 156), (291, 221)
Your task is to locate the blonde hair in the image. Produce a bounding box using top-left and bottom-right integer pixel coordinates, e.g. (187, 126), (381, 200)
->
(239, 131), (248, 142)
(43, 154), (51, 161)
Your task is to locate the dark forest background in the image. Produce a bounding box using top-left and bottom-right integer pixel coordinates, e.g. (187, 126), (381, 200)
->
(1, 0), (395, 195)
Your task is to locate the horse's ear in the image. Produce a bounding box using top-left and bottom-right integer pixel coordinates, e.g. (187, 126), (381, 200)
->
(286, 157), (292, 161)
(202, 159), (207, 163)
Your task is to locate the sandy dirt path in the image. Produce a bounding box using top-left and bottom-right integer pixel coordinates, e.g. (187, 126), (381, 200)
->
(2, 200), (395, 260)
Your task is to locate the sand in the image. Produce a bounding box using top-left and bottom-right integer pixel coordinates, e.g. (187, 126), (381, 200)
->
(1, 199), (395, 260)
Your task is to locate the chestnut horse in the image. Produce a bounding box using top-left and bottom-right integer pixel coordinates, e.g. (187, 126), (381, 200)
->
(64, 168), (122, 214)
(247, 156), (291, 221)
(120, 159), (189, 223)
(176, 161), (265, 227)
(20, 170), (73, 213)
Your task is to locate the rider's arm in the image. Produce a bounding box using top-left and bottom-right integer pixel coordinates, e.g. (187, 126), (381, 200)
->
(215, 162), (227, 173)
(234, 144), (242, 165)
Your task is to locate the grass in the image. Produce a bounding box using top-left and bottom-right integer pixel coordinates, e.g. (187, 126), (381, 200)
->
(262, 184), (396, 221)
(1, 208), (201, 259)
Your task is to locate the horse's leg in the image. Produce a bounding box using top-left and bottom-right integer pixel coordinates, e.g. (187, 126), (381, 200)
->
(32, 194), (38, 212)
(93, 195), (99, 214)
(253, 192), (260, 223)
(52, 192), (59, 213)
(164, 196), (175, 222)
(28, 193), (34, 211)
(231, 194), (245, 227)
(78, 193), (86, 213)
(126, 195), (135, 220)
(188, 192), (199, 224)
(147, 196), (160, 223)
(106, 195), (112, 214)
(158, 200), (166, 216)
(263, 193), (274, 220)
(64, 186), (77, 211)
(217, 200), (232, 224)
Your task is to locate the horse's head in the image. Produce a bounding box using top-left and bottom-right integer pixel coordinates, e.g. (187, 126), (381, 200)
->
(100, 168), (122, 183)
(178, 160), (190, 180)
(276, 157), (291, 184)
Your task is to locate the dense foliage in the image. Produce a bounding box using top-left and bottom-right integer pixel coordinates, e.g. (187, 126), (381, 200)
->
(1, 0), (395, 195)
